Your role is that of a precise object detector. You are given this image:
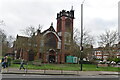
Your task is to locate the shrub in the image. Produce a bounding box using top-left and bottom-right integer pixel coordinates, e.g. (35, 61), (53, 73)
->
(79, 61), (93, 64)
(113, 58), (120, 63)
(32, 60), (42, 66)
(12, 59), (21, 64)
(107, 58), (113, 61)
(107, 58), (120, 63)
(7, 57), (12, 66)
(99, 61), (106, 64)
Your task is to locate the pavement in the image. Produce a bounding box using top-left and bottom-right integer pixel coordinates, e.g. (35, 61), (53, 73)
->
(1, 68), (120, 76)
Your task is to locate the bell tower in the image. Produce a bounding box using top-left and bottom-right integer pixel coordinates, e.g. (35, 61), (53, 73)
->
(56, 8), (74, 63)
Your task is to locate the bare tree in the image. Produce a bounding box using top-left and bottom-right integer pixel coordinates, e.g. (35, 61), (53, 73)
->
(0, 20), (5, 26)
(0, 28), (7, 43)
(21, 25), (36, 37)
(21, 24), (43, 37)
(7, 35), (15, 48)
(38, 24), (43, 31)
(0, 21), (8, 56)
(0, 21), (6, 43)
(0, 28), (10, 56)
(73, 28), (80, 44)
(82, 30), (94, 60)
(68, 28), (94, 60)
(98, 30), (118, 47)
(73, 28), (94, 47)
(17, 24), (43, 60)
(98, 30), (118, 60)
(82, 30), (95, 47)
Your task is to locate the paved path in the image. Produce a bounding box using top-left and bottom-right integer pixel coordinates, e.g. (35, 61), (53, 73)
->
(1, 68), (119, 76)
(1, 74), (119, 78)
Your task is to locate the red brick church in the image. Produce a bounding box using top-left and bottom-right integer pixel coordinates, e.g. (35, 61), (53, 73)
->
(13, 9), (74, 63)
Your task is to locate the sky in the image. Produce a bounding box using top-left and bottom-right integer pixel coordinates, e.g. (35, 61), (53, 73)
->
(0, 0), (119, 47)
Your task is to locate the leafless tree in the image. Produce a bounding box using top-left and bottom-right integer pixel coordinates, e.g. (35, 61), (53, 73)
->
(73, 28), (80, 45)
(7, 35), (15, 48)
(18, 24), (43, 59)
(98, 30), (118, 60)
(69, 28), (94, 60)
(0, 20), (5, 26)
(21, 25), (36, 37)
(0, 28), (7, 43)
(82, 30), (94, 60)
(0, 20), (6, 43)
(73, 28), (94, 47)
(21, 24), (42, 37)
(0, 21), (8, 56)
(0, 28), (10, 56)
(98, 30), (118, 47)
(82, 30), (95, 47)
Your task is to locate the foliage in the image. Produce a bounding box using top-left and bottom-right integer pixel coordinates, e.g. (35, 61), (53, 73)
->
(99, 61), (106, 64)
(113, 58), (120, 63)
(12, 59), (21, 64)
(32, 60), (42, 66)
(80, 61), (93, 64)
(7, 56), (12, 66)
(94, 58), (101, 61)
(0, 28), (14, 55)
(107, 57), (113, 61)
(107, 58), (120, 63)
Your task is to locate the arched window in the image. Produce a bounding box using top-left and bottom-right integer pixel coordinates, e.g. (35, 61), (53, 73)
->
(65, 18), (71, 32)
(44, 33), (57, 49)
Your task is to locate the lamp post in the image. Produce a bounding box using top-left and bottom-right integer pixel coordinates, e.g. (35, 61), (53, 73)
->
(14, 50), (17, 60)
(80, 0), (85, 71)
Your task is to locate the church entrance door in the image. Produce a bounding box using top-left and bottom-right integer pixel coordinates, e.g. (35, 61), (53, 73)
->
(48, 49), (56, 63)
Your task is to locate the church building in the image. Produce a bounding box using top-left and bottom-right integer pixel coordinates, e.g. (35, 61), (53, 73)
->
(13, 9), (75, 63)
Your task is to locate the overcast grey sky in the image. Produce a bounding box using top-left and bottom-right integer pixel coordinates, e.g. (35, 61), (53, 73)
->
(0, 0), (119, 47)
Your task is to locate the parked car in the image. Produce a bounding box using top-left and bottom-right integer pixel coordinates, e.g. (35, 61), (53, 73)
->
(117, 62), (120, 65)
(110, 61), (116, 65)
(99, 61), (103, 63)
(106, 61), (110, 64)
(98, 61), (106, 64)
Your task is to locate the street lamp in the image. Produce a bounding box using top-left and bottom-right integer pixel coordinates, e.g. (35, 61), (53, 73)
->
(80, 0), (85, 71)
(14, 50), (17, 60)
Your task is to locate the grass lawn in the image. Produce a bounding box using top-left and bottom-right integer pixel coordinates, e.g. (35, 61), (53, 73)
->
(9, 63), (120, 72)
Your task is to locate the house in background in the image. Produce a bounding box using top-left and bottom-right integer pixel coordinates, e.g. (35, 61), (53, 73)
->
(94, 42), (120, 61)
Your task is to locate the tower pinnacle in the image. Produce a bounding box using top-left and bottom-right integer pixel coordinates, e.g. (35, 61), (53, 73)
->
(51, 22), (53, 26)
(71, 6), (73, 10)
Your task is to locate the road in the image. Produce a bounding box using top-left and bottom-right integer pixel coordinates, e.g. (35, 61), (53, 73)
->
(1, 74), (119, 80)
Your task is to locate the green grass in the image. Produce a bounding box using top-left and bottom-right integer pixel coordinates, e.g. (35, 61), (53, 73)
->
(9, 63), (120, 72)
(82, 64), (119, 71)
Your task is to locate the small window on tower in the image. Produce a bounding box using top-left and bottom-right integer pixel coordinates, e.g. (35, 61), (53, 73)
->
(65, 19), (71, 32)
